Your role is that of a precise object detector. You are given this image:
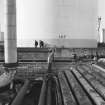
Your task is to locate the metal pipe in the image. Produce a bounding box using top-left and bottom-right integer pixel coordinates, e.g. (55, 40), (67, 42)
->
(11, 80), (29, 105)
(38, 79), (47, 105)
(47, 48), (55, 72)
(46, 79), (52, 105)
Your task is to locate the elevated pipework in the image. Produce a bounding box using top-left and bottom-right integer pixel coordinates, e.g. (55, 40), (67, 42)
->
(4, 0), (17, 67)
(11, 80), (29, 105)
(47, 48), (55, 73)
(38, 79), (47, 105)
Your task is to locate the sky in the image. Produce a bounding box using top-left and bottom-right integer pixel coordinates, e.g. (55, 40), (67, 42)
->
(0, 0), (105, 46)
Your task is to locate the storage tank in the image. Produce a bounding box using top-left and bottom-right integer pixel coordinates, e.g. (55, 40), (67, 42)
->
(17, 0), (98, 47)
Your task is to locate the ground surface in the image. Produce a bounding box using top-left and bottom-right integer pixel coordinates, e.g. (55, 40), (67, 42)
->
(0, 61), (105, 105)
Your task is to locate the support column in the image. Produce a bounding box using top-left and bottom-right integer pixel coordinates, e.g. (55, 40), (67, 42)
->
(4, 0), (17, 67)
(0, 25), (1, 41)
(38, 79), (47, 105)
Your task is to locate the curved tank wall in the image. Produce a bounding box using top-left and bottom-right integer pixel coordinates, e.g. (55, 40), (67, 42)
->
(16, 0), (98, 47)
(56, 0), (98, 39)
(16, 0), (57, 40)
(0, 0), (98, 47)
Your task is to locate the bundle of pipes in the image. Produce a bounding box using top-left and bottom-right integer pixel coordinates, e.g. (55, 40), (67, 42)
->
(38, 48), (56, 105)
(38, 76), (56, 105)
(11, 80), (29, 105)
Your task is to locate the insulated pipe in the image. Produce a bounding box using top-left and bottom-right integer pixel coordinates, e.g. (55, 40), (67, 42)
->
(38, 79), (47, 105)
(46, 79), (52, 105)
(11, 80), (29, 105)
(4, 0), (17, 66)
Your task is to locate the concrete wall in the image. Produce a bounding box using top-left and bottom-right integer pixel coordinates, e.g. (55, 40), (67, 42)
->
(0, 48), (105, 61)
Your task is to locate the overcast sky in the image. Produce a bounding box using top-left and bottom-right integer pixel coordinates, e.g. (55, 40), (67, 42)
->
(0, 0), (105, 46)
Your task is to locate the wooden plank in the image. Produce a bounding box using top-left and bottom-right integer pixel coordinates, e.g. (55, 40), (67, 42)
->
(58, 72), (77, 105)
(65, 70), (92, 105)
(72, 69), (105, 105)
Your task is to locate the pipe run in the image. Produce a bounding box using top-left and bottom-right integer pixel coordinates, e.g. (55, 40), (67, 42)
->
(47, 48), (55, 72)
(4, 0), (17, 65)
(46, 79), (52, 105)
(38, 79), (47, 105)
(11, 80), (29, 105)
(38, 76), (56, 105)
